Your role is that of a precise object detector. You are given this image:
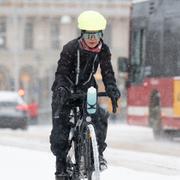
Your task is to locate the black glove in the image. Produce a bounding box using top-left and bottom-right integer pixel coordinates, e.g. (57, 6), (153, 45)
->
(106, 85), (121, 113)
(56, 86), (71, 106)
(53, 86), (70, 118)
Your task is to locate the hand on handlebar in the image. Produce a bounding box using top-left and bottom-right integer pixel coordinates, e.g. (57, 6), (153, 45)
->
(106, 85), (121, 113)
(55, 87), (70, 106)
(111, 97), (119, 113)
(53, 86), (71, 118)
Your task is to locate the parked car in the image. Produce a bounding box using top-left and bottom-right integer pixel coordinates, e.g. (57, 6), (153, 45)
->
(0, 91), (28, 130)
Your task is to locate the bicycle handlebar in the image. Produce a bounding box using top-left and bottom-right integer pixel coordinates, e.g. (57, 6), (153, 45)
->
(53, 91), (109, 119)
(69, 91), (108, 100)
(97, 92), (108, 97)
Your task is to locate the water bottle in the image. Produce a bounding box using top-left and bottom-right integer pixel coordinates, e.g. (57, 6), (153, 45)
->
(87, 86), (97, 114)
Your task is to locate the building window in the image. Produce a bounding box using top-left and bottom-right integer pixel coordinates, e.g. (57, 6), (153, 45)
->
(0, 18), (6, 49)
(24, 20), (34, 49)
(50, 19), (60, 50)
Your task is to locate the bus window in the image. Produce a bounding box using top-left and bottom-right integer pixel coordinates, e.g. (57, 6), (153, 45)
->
(163, 17), (180, 76)
(130, 29), (146, 84)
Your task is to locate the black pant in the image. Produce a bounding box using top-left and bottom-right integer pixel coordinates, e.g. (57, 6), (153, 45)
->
(49, 92), (109, 160)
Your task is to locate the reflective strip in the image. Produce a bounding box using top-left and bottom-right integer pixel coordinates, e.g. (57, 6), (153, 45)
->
(88, 124), (100, 179)
(161, 108), (174, 117)
(75, 49), (80, 85)
(128, 106), (148, 116)
(83, 54), (98, 86)
(128, 106), (175, 117)
(174, 76), (180, 80)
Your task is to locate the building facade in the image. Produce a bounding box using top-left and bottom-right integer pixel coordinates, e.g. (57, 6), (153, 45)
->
(0, 0), (131, 114)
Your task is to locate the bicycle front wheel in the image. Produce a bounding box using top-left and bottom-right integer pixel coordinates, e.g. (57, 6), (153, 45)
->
(86, 124), (100, 180)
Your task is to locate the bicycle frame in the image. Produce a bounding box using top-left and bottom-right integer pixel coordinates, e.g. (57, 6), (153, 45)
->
(66, 87), (107, 180)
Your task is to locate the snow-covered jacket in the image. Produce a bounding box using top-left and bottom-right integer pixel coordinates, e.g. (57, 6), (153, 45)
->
(51, 37), (117, 92)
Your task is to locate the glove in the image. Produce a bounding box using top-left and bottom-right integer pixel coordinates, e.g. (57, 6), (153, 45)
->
(53, 87), (70, 118)
(106, 85), (121, 113)
(55, 86), (70, 106)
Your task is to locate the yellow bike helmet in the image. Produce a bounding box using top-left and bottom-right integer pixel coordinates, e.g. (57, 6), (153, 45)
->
(78, 10), (107, 31)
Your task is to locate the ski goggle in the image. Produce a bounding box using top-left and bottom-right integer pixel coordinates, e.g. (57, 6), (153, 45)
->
(82, 31), (103, 40)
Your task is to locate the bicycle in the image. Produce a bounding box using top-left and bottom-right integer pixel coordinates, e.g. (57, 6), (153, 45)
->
(64, 86), (108, 180)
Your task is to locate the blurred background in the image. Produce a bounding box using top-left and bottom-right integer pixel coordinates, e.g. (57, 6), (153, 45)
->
(1, 1), (180, 179)
(0, 0), (131, 124)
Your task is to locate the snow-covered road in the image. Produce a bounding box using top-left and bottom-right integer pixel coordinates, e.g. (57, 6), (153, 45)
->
(0, 123), (180, 179)
(107, 124), (180, 156)
(0, 145), (180, 180)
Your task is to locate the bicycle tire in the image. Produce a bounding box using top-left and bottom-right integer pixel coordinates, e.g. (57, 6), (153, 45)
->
(71, 118), (100, 180)
(87, 124), (100, 180)
(84, 127), (93, 180)
(72, 125), (89, 180)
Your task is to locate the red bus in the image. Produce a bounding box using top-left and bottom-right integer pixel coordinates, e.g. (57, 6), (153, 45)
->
(119, 0), (180, 139)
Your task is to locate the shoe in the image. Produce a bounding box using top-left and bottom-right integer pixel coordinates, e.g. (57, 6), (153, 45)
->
(99, 155), (107, 171)
(55, 173), (69, 180)
(55, 157), (68, 177)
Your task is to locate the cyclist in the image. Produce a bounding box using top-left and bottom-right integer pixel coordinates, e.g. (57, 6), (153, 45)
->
(50, 10), (121, 180)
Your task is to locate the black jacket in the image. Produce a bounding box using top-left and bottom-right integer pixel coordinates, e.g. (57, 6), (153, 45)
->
(51, 38), (117, 92)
